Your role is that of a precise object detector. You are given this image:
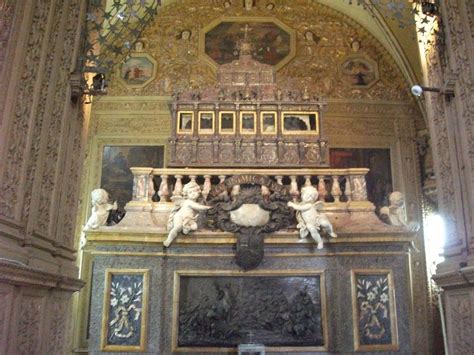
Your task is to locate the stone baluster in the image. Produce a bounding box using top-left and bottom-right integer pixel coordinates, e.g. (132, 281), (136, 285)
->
(172, 175), (183, 197)
(130, 168), (154, 202)
(275, 175), (283, 185)
(158, 175), (170, 203)
(189, 175), (197, 184)
(345, 176), (352, 202)
(289, 175), (299, 201)
(202, 175), (212, 201)
(148, 176), (155, 201)
(351, 174), (368, 201)
(304, 175), (312, 186)
(317, 175), (327, 201)
(331, 175), (342, 203)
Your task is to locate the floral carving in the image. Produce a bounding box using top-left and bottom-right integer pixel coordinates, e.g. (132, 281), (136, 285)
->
(103, 272), (148, 349)
(17, 295), (43, 354)
(449, 293), (473, 354)
(0, 0), (49, 219)
(354, 273), (396, 348)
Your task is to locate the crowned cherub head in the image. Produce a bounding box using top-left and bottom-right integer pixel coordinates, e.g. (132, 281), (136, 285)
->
(300, 185), (319, 203)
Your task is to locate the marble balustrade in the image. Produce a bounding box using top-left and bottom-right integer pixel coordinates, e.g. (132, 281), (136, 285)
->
(130, 167), (370, 205)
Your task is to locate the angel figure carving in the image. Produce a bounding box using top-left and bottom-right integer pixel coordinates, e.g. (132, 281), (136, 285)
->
(163, 181), (211, 247)
(84, 189), (117, 230)
(288, 185), (337, 249)
(380, 191), (420, 232)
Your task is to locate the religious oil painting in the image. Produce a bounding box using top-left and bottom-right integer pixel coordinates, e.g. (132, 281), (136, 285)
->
(101, 269), (149, 351)
(219, 112), (236, 134)
(329, 148), (392, 212)
(351, 270), (398, 351)
(174, 271), (327, 351)
(177, 111), (194, 133)
(339, 56), (379, 88)
(198, 111), (215, 133)
(100, 145), (164, 209)
(204, 20), (292, 67)
(282, 112), (319, 135)
(261, 112), (277, 134)
(240, 112), (256, 134)
(118, 53), (157, 88)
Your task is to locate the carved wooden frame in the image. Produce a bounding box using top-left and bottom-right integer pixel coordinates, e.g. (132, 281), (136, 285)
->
(198, 111), (215, 134)
(100, 268), (150, 352)
(172, 269), (328, 353)
(351, 269), (399, 352)
(239, 111), (257, 135)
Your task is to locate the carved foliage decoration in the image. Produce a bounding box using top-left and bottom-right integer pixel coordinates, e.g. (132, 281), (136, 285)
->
(46, 297), (70, 355)
(17, 294), (45, 354)
(22, 0), (64, 225)
(448, 293), (473, 354)
(101, 269), (149, 352)
(207, 175), (292, 270)
(0, 0), (16, 120)
(0, 0), (50, 219)
(351, 270), (398, 351)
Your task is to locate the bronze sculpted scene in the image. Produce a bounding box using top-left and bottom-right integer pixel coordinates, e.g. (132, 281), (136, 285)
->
(205, 21), (291, 66)
(177, 275), (324, 348)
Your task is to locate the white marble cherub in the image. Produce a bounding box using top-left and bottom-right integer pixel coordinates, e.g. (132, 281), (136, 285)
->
(380, 191), (420, 232)
(288, 185), (337, 249)
(84, 189), (117, 230)
(163, 181), (211, 247)
(80, 189), (117, 248)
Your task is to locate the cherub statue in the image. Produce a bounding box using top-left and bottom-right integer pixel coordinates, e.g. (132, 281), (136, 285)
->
(81, 189), (117, 248)
(380, 192), (420, 232)
(163, 181), (211, 247)
(288, 185), (337, 249)
(84, 189), (117, 230)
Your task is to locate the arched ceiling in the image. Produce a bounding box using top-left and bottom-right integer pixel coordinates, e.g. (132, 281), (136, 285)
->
(157, 0), (422, 86)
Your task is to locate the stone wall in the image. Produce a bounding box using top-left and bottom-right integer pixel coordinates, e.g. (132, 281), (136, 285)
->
(0, 0), (86, 352)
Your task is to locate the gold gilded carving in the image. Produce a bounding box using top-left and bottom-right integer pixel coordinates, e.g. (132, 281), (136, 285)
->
(325, 117), (395, 138)
(97, 114), (172, 135)
(104, 0), (411, 103)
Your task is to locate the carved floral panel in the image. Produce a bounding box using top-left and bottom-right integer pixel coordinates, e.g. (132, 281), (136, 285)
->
(351, 270), (398, 351)
(101, 269), (149, 351)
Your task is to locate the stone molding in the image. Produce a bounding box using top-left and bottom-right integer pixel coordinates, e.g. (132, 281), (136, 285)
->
(0, 259), (84, 292)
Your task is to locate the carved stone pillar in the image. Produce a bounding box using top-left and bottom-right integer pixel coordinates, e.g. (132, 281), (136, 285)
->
(421, 2), (474, 353)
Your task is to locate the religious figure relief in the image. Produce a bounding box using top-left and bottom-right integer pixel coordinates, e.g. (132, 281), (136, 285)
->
(177, 275), (325, 347)
(164, 181), (211, 247)
(287, 185), (337, 249)
(379, 192), (420, 231)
